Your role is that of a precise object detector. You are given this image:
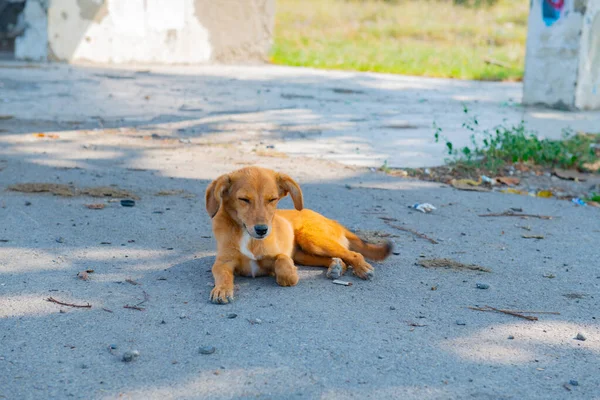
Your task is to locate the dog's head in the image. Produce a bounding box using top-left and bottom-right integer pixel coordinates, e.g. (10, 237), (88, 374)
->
(205, 167), (303, 239)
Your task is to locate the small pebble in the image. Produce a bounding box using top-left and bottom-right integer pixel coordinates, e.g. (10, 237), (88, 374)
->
(109, 344), (118, 350)
(569, 380), (579, 386)
(199, 346), (216, 355)
(81, 364), (89, 369)
(55, 237), (65, 243)
(508, 335), (515, 340)
(344, 184), (352, 190)
(389, 306), (396, 311)
(575, 332), (587, 341)
(226, 313), (237, 319)
(122, 350), (140, 362)
(120, 199), (135, 207)
(476, 283), (490, 290)
(25, 201), (32, 206)
(456, 320), (466, 326)
(248, 318), (262, 325)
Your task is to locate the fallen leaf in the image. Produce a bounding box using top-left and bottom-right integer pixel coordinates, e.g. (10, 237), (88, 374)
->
(537, 190), (553, 198)
(500, 188), (528, 195)
(587, 201), (600, 208)
(85, 203), (105, 209)
(552, 168), (588, 181)
(497, 177), (520, 186)
(450, 179), (490, 192)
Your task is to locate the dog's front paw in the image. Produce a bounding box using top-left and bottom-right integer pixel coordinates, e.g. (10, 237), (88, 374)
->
(353, 262), (374, 280)
(276, 270), (299, 287)
(210, 285), (234, 304)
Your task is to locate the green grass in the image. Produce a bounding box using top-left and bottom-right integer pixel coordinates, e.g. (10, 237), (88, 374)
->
(434, 109), (600, 173)
(272, 0), (528, 81)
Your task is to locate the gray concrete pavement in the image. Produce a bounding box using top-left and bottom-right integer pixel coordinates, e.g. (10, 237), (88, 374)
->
(1, 63), (599, 399)
(2, 62), (600, 168)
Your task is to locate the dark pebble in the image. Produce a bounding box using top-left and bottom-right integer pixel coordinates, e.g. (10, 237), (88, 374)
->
(569, 380), (579, 386)
(25, 201), (32, 206)
(226, 313), (237, 319)
(55, 237), (65, 243)
(575, 332), (586, 341)
(508, 335), (515, 340)
(389, 306), (396, 310)
(121, 199), (136, 207)
(109, 344), (118, 350)
(476, 283), (490, 289)
(456, 320), (466, 326)
(122, 350), (140, 362)
(199, 346), (216, 355)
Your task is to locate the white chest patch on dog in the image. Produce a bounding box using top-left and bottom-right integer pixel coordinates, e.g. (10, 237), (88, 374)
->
(250, 260), (260, 278)
(239, 232), (256, 260)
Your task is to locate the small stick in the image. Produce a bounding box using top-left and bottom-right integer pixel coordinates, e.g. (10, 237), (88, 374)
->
(123, 290), (149, 311)
(468, 306), (538, 321)
(478, 211), (553, 220)
(382, 220), (438, 244)
(123, 305), (145, 311)
(102, 308), (114, 313)
(483, 57), (511, 68)
(508, 310), (560, 315)
(46, 297), (92, 308)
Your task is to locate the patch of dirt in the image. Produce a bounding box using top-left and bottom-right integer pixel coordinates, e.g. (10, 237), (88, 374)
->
(383, 163), (600, 202)
(7, 183), (139, 199)
(354, 229), (398, 243)
(418, 258), (491, 273)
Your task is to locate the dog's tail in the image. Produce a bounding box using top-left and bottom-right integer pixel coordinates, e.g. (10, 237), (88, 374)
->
(344, 230), (393, 261)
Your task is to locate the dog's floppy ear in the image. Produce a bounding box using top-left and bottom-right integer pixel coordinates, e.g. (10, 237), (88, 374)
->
(205, 174), (231, 218)
(277, 173), (303, 210)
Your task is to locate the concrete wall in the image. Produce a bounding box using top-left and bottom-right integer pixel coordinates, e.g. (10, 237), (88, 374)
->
(524, 0), (600, 110)
(15, 0), (275, 64)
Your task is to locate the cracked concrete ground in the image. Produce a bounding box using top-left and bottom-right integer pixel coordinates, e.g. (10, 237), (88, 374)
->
(1, 62), (599, 399)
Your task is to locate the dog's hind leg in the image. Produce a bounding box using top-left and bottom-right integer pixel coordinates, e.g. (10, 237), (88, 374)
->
(299, 240), (374, 280)
(293, 249), (347, 279)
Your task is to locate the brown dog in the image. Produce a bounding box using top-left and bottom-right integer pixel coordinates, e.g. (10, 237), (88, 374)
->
(205, 167), (392, 304)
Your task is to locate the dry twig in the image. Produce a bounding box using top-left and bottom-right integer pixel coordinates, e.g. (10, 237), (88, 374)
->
(468, 306), (539, 321)
(478, 211), (553, 220)
(46, 297), (92, 308)
(124, 291), (149, 311)
(380, 218), (438, 244)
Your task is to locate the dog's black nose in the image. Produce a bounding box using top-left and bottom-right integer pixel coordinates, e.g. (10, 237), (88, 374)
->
(254, 225), (268, 236)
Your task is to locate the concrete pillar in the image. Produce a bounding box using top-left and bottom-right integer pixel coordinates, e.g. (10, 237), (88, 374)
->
(523, 0), (600, 110)
(15, 0), (274, 64)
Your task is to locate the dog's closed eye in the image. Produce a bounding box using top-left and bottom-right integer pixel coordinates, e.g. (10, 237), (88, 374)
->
(238, 198), (251, 204)
(268, 198), (278, 203)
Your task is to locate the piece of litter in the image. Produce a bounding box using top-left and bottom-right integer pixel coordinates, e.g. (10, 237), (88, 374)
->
(481, 175), (495, 184)
(537, 190), (553, 198)
(410, 203), (436, 213)
(572, 198), (586, 206)
(332, 280), (353, 286)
